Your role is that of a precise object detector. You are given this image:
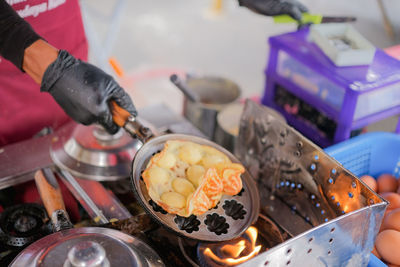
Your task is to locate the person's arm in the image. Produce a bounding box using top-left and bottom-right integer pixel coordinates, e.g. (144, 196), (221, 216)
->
(238, 0), (308, 21)
(0, 0), (42, 70)
(0, 1), (136, 134)
(23, 40), (59, 84)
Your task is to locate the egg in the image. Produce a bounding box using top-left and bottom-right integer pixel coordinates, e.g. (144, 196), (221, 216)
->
(378, 174), (398, 193)
(380, 192), (400, 210)
(360, 175), (377, 192)
(371, 246), (381, 259)
(387, 264), (400, 267)
(397, 178), (400, 194)
(376, 230), (400, 265)
(381, 208), (400, 232)
(379, 209), (391, 233)
(384, 209), (394, 221)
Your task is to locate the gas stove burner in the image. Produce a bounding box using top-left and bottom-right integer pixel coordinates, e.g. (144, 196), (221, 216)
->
(197, 215), (284, 267)
(0, 203), (51, 247)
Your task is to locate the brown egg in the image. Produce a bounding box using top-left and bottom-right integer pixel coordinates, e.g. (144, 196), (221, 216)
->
(380, 210), (393, 233)
(371, 246), (381, 259)
(378, 174), (398, 193)
(361, 175), (378, 192)
(397, 178), (400, 194)
(376, 230), (400, 265)
(380, 192), (400, 210)
(380, 209), (393, 232)
(382, 209), (400, 232)
(388, 264), (400, 267)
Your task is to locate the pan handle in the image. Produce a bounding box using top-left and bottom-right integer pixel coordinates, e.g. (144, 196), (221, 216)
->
(34, 168), (73, 232)
(110, 101), (154, 143)
(110, 101), (131, 128)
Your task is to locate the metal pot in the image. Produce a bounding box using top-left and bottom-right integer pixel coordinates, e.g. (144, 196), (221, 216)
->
(10, 168), (164, 267)
(182, 75), (241, 139)
(214, 103), (286, 153)
(214, 103), (244, 153)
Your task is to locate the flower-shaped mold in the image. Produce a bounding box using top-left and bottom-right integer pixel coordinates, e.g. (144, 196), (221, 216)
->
(149, 200), (167, 214)
(174, 215), (200, 233)
(204, 213), (229, 235)
(212, 202), (220, 210)
(235, 188), (245, 197)
(223, 200), (247, 220)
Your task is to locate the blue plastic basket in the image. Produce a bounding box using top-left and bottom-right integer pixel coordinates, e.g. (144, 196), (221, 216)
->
(325, 132), (400, 267)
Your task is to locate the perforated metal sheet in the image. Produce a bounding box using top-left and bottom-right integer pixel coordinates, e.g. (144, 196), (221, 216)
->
(235, 100), (387, 267)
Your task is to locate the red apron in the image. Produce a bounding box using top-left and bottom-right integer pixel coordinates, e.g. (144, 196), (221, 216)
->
(0, 0), (88, 221)
(0, 0), (88, 146)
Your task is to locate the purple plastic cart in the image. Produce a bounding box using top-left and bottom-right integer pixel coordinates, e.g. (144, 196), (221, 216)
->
(262, 28), (400, 148)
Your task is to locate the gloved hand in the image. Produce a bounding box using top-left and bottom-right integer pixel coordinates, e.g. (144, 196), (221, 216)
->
(238, 0), (308, 21)
(40, 50), (136, 134)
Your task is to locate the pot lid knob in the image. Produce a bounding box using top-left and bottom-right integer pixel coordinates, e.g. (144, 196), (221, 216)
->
(65, 241), (110, 267)
(92, 125), (123, 143)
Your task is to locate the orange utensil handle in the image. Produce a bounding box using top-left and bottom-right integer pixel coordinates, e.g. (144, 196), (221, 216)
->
(34, 168), (66, 217)
(111, 101), (131, 127)
(34, 168), (73, 231)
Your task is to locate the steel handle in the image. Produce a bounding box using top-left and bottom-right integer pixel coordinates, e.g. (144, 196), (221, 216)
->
(110, 101), (154, 142)
(58, 169), (110, 224)
(170, 74), (199, 102)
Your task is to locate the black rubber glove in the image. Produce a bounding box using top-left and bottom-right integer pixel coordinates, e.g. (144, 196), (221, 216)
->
(40, 50), (136, 134)
(238, 0), (308, 21)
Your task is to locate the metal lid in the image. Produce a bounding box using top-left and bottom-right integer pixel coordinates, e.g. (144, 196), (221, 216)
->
(64, 241), (110, 267)
(11, 227), (164, 267)
(51, 123), (142, 181)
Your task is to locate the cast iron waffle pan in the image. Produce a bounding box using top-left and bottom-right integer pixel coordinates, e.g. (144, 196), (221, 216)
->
(130, 134), (260, 242)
